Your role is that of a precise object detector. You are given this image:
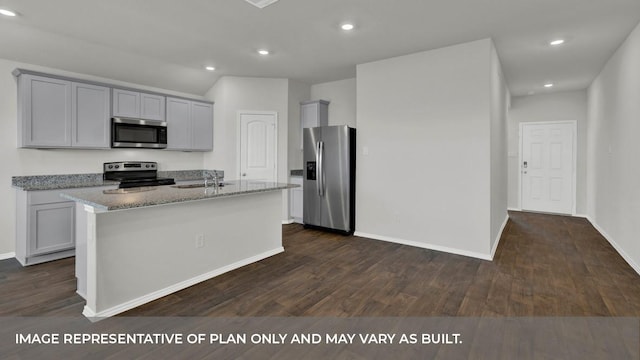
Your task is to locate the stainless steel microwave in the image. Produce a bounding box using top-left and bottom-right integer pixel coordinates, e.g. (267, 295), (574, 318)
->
(111, 117), (167, 149)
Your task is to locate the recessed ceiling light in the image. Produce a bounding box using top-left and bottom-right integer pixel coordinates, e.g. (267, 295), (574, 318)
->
(257, 49), (270, 55)
(549, 39), (565, 46)
(544, 83), (554, 88)
(341, 23), (354, 31)
(0, 8), (17, 17)
(205, 66), (215, 71)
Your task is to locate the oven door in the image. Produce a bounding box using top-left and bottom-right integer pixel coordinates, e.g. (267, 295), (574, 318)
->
(111, 118), (167, 148)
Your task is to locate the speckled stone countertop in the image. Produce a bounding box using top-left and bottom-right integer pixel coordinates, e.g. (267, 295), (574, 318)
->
(60, 180), (297, 211)
(12, 170), (225, 191)
(11, 173), (118, 191)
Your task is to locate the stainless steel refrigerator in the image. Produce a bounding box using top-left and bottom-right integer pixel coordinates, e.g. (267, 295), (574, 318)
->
(303, 125), (356, 234)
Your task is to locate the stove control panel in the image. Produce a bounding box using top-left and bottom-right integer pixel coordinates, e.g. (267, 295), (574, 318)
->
(104, 161), (157, 173)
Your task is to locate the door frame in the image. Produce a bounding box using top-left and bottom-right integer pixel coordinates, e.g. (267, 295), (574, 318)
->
(518, 120), (577, 215)
(236, 110), (278, 181)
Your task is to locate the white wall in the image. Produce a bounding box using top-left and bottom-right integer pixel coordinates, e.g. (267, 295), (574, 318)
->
(587, 21), (640, 273)
(489, 43), (510, 254)
(355, 39), (500, 259)
(285, 78), (356, 171)
(202, 76), (290, 220)
(507, 90), (588, 213)
(0, 58), (205, 256)
(287, 80), (311, 171)
(310, 78), (357, 128)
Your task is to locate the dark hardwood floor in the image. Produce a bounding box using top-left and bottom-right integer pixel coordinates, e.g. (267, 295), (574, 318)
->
(2, 211), (640, 317)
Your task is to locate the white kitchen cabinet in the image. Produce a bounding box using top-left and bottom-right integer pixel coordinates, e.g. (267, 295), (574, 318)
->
(112, 88), (140, 118)
(18, 74), (72, 147)
(72, 82), (110, 148)
(17, 74), (110, 149)
(191, 101), (214, 150)
(16, 189), (76, 266)
(289, 176), (303, 223)
(166, 97), (213, 151)
(300, 100), (329, 149)
(113, 89), (166, 121)
(28, 202), (75, 256)
(140, 93), (166, 121)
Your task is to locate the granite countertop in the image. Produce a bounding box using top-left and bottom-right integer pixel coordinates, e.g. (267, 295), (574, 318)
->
(60, 180), (298, 212)
(12, 170), (225, 191)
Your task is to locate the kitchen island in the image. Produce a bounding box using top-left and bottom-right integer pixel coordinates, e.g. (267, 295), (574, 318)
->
(60, 181), (295, 319)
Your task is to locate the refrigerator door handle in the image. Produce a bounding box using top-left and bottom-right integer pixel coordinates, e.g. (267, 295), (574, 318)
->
(318, 141), (324, 197)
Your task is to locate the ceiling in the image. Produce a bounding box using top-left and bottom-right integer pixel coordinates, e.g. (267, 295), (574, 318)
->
(0, 0), (639, 96)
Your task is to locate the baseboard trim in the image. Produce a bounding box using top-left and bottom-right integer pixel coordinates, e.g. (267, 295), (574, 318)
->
(586, 216), (640, 276)
(0, 252), (15, 261)
(83, 247), (285, 320)
(509, 209), (588, 219)
(354, 231), (492, 261)
(507, 207), (521, 212)
(282, 219), (295, 224)
(490, 214), (510, 260)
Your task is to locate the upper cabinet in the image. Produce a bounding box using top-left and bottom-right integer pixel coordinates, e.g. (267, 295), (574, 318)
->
(14, 69), (211, 151)
(72, 82), (110, 148)
(166, 97), (213, 151)
(17, 74), (109, 149)
(300, 100), (329, 149)
(140, 93), (166, 121)
(112, 88), (165, 121)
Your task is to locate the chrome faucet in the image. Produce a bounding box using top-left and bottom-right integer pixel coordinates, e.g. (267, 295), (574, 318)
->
(204, 170), (219, 188)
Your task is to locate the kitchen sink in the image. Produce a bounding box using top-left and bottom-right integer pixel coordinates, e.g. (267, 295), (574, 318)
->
(171, 183), (226, 189)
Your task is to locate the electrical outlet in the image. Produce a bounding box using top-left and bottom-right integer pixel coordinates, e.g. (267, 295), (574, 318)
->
(195, 234), (205, 248)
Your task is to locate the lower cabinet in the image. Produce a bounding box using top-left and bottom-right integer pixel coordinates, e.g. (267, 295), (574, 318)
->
(289, 176), (303, 224)
(28, 202), (75, 256)
(16, 189), (76, 266)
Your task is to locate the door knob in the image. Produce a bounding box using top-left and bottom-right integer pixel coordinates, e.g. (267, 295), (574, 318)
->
(242, 173), (247, 177)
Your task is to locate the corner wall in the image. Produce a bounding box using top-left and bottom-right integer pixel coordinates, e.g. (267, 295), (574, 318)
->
(507, 90), (588, 213)
(310, 78), (357, 128)
(587, 21), (640, 273)
(489, 42), (509, 254)
(355, 39), (499, 259)
(203, 76), (290, 221)
(287, 80), (311, 172)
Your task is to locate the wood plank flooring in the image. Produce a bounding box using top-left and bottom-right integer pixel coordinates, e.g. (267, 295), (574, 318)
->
(2, 211), (640, 317)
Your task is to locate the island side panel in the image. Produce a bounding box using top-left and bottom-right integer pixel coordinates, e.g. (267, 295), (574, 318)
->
(85, 190), (284, 317)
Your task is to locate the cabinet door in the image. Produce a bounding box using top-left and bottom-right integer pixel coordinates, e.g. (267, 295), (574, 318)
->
(300, 103), (317, 149)
(140, 93), (166, 121)
(300, 101), (329, 149)
(166, 97), (191, 150)
(112, 89), (140, 118)
(21, 75), (72, 147)
(191, 102), (213, 151)
(72, 82), (110, 148)
(301, 102), (319, 128)
(28, 202), (75, 256)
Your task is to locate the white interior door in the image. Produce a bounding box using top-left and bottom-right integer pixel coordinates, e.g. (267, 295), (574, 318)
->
(239, 112), (277, 181)
(520, 122), (575, 214)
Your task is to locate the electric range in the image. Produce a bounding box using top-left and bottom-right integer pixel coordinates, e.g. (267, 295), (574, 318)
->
(103, 161), (175, 189)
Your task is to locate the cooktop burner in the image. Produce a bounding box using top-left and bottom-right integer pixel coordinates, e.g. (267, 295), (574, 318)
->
(103, 161), (175, 189)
